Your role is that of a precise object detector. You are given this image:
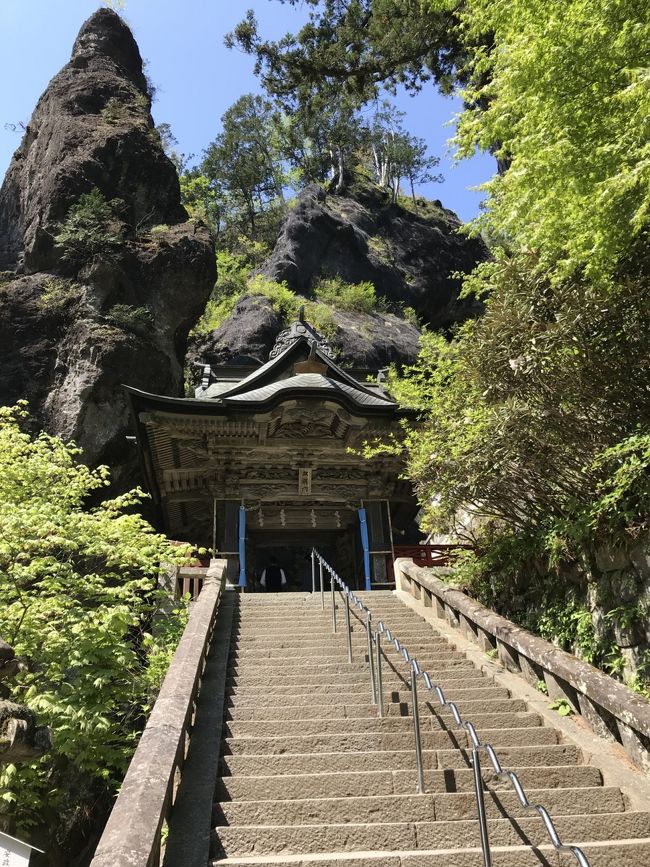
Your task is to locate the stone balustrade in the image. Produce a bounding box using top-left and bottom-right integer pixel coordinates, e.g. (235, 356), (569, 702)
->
(90, 558), (227, 867)
(395, 558), (650, 775)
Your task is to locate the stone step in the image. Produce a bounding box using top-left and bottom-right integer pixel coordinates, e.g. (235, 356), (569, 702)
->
(226, 653), (467, 671)
(226, 665), (481, 688)
(231, 616), (434, 628)
(223, 712), (542, 739)
(228, 646), (463, 661)
(220, 744), (583, 777)
(222, 727), (559, 756)
(214, 788), (623, 828)
(213, 838), (650, 866)
(232, 614), (433, 625)
(226, 698), (528, 720)
(212, 812), (650, 858)
(215, 764), (602, 801)
(231, 620), (436, 644)
(235, 592), (392, 603)
(229, 639), (452, 654)
(227, 685), (511, 707)
(231, 623), (433, 635)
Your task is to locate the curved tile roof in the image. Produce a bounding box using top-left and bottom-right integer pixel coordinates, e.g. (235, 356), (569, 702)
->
(223, 372), (394, 408)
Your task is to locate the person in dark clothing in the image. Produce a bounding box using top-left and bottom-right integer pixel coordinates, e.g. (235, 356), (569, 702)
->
(260, 556), (287, 592)
(300, 552), (313, 592)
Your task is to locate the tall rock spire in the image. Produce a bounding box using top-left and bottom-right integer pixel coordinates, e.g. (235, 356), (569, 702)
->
(0, 10), (215, 482)
(0, 8), (186, 273)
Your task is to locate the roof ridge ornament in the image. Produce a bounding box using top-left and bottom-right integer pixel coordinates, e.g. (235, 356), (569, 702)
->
(268, 314), (335, 360)
(294, 339), (329, 375)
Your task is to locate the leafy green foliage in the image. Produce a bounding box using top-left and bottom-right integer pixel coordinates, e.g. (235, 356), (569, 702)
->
(201, 94), (287, 244)
(362, 102), (442, 203)
(448, 0), (650, 286)
(314, 277), (381, 313)
(227, 1), (465, 103)
(37, 279), (82, 311)
(105, 303), (154, 335)
(54, 189), (124, 262)
(548, 698), (573, 717)
(192, 243), (382, 339)
(189, 86), (442, 245)
(0, 405), (191, 855)
(179, 170), (222, 232)
(384, 255), (650, 539)
(101, 93), (147, 126)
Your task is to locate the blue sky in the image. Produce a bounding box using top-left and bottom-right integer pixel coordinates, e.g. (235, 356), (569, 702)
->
(0, 0), (494, 222)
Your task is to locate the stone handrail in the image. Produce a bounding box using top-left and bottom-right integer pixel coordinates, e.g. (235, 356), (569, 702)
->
(395, 558), (650, 775)
(90, 558), (227, 867)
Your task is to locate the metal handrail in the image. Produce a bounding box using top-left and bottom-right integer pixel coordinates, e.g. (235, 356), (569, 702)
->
(312, 549), (591, 867)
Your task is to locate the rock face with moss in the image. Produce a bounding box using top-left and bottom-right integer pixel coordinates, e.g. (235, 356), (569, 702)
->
(0, 9), (214, 479)
(261, 179), (487, 329)
(188, 294), (421, 369)
(189, 177), (484, 372)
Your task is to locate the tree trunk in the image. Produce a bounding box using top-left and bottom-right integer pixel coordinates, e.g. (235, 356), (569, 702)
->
(335, 149), (346, 193)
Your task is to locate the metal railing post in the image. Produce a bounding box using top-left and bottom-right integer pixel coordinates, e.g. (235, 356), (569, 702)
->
(344, 593), (353, 663)
(472, 747), (492, 867)
(375, 631), (384, 717)
(330, 567), (337, 633)
(319, 558), (325, 610)
(411, 668), (425, 793)
(311, 549), (316, 594)
(366, 617), (377, 704)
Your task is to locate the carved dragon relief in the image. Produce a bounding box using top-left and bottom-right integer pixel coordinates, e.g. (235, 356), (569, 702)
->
(268, 406), (350, 440)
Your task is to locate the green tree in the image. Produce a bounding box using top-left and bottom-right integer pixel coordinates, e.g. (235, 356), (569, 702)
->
(362, 103), (442, 202)
(273, 91), (365, 188)
(54, 189), (124, 263)
(227, 1), (465, 103)
(449, 0), (650, 285)
(385, 262), (650, 538)
(179, 168), (222, 234)
(201, 94), (287, 240)
(0, 404), (190, 862)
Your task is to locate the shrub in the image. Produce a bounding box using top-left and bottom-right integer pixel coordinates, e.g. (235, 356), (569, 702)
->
(105, 304), (154, 335)
(303, 301), (337, 339)
(0, 404), (191, 857)
(100, 97), (129, 124)
(54, 189), (124, 262)
(37, 279), (82, 311)
(314, 276), (383, 313)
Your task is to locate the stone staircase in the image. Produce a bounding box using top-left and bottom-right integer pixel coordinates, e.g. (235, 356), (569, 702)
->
(211, 591), (650, 867)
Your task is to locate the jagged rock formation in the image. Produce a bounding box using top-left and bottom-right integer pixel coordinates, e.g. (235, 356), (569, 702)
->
(188, 295), (421, 370)
(261, 179), (487, 329)
(0, 9), (185, 274)
(190, 178), (486, 373)
(0, 9), (214, 477)
(190, 296), (284, 367)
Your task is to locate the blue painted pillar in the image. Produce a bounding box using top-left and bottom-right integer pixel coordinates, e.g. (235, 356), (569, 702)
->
(358, 507), (371, 591)
(238, 505), (247, 588)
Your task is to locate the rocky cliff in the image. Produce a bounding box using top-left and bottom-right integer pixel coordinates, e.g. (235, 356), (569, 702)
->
(261, 179), (486, 330)
(188, 294), (422, 370)
(190, 177), (486, 371)
(0, 9), (214, 479)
